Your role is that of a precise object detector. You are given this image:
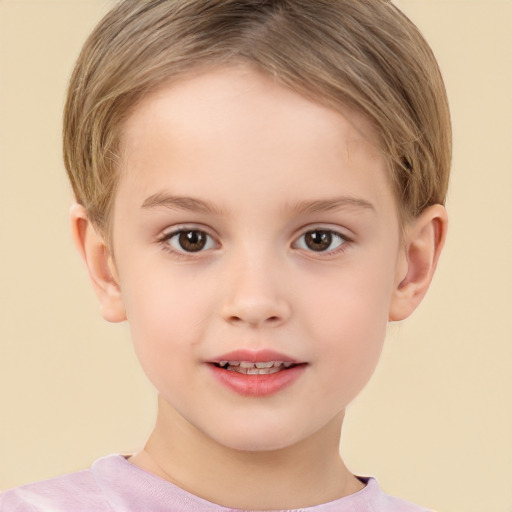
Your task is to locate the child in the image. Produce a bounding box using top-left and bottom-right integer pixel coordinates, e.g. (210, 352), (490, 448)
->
(0, 0), (451, 510)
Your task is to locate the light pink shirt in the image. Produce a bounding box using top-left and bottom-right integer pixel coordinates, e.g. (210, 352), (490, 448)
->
(1, 454), (431, 511)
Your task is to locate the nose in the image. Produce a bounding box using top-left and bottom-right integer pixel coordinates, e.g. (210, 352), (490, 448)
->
(220, 255), (292, 329)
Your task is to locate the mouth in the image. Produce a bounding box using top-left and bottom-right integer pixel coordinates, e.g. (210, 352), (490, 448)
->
(212, 360), (299, 375)
(207, 351), (307, 396)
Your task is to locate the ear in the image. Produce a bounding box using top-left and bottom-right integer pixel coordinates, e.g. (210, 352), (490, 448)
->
(389, 204), (448, 321)
(70, 203), (126, 323)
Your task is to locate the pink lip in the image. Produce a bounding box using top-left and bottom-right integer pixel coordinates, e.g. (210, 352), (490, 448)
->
(209, 349), (299, 364)
(206, 349), (307, 397)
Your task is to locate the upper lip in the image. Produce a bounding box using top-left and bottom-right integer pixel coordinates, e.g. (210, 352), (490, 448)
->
(208, 349), (301, 364)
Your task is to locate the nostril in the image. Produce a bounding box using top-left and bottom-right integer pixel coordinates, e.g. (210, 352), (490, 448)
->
(222, 299), (291, 327)
(226, 314), (282, 327)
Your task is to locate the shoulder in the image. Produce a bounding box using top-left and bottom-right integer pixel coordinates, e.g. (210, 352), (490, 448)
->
(331, 477), (434, 512)
(0, 457), (119, 512)
(376, 491), (433, 512)
(368, 477), (433, 512)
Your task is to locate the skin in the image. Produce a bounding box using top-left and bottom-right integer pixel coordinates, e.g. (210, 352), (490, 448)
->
(72, 65), (447, 510)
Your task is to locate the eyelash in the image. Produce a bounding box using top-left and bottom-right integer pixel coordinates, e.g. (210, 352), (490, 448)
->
(158, 227), (218, 260)
(293, 229), (350, 257)
(157, 226), (351, 259)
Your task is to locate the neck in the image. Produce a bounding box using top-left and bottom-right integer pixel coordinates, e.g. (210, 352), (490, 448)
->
(129, 397), (363, 510)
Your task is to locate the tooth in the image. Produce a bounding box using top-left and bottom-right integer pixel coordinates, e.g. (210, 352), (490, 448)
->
(255, 362), (274, 368)
(222, 360), (295, 374)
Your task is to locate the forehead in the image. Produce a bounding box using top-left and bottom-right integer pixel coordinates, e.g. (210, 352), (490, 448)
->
(116, 65), (395, 219)
(122, 65), (380, 157)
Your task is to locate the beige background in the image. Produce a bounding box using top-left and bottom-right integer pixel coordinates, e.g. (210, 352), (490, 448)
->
(1, 1), (511, 511)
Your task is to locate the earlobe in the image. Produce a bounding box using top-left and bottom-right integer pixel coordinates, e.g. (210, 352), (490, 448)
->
(389, 204), (448, 321)
(70, 204), (126, 323)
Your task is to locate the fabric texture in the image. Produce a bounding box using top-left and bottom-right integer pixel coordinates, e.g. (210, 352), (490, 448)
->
(0, 454), (431, 511)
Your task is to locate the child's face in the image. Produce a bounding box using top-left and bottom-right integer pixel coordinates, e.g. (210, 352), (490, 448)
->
(110, 65), (406, 451)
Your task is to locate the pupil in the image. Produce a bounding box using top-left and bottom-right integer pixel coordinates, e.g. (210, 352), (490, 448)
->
(305, 231), (331, 251)
(179, 231), (206, 252)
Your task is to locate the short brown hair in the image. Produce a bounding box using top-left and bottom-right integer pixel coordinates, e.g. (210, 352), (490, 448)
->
(63, 0), (451, 236)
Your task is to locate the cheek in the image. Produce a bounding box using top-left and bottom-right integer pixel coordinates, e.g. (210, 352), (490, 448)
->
(119, 267), (213, 384)
(322, 295), (387, 385)
(304, 254), (394, 338)
(121, 258), (207, 330)
(303, 258), (396, 395)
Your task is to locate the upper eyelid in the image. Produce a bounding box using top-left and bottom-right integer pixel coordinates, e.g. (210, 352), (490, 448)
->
(293, 229), (348, 244)
(294, 224), (351, 240)
(159, 224), (218, 239)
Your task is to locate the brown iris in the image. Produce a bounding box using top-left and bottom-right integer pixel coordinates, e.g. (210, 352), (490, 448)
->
(304, 230), (333, 251)
(178, 230), (208, 252)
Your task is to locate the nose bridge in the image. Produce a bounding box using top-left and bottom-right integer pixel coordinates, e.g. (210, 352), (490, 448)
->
(221, 242), (291, 328)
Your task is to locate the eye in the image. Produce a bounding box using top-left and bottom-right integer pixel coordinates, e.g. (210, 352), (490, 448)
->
(165, 229), (217, 253)
(294, 229), (346, 253)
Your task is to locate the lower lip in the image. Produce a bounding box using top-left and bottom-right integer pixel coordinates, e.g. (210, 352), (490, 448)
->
(208, 364), (307, 397)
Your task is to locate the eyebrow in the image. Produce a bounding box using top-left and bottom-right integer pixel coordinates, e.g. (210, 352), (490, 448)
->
(141, 193), (227, 215)
(141, 193), (376, 217)
(288, 197), (376, 215)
